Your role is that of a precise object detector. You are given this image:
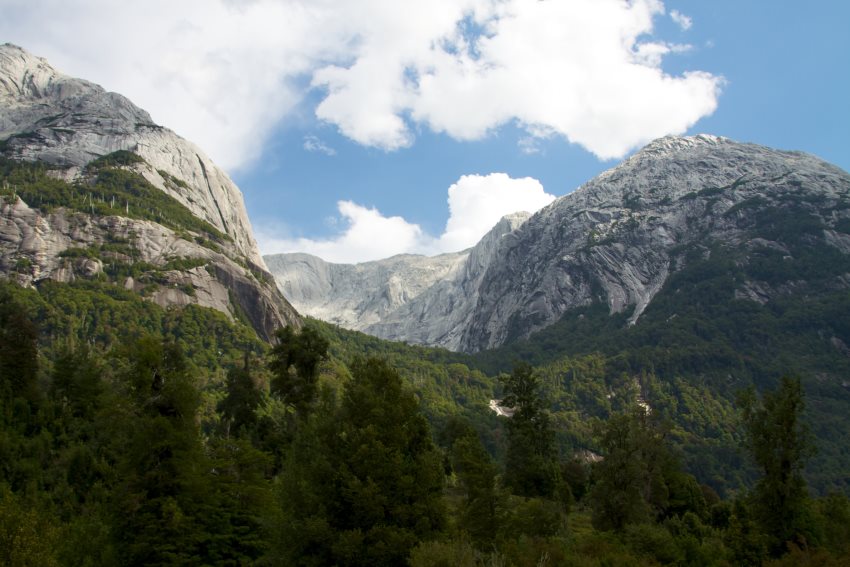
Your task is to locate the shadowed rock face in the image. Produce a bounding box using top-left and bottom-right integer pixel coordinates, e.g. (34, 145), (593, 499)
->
(268, 135), (850, 354)
(0, 44), (299, 340)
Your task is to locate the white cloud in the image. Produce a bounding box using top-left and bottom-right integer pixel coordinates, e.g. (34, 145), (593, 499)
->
(303, 135), (336, 156)
(0, 0), (721, 169)
(257, 172), (555, 263)
(258, 201), (426, 264)
(670, 10), (693, 31)
(436, 173), (554, 252)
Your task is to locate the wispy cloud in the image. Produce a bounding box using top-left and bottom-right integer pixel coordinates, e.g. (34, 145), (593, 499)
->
(1, 0), (720, 169)
(257, 172), (556, 263)
(303, 135), (336, 156)
(670, 10), (693, 31)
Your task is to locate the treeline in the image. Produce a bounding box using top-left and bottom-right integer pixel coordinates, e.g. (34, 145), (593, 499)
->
(2, 287), (850, 565)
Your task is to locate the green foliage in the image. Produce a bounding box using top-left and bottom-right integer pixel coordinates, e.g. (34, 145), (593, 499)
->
(450, 432), (502, 548)
(0, 289), (39, 403)
(275, 357), (446, 566)
(590, 411), (705, 532)
(269, 325), (329, 417)
(501, 363), (562, 501)
(0, 487), (59, 567)
(217, 356), (263, 436)
(86, 150), (145, 169)
(1, 279), (263, 375)
(739, 376), (815, 554)
(0, 154), (227, 242)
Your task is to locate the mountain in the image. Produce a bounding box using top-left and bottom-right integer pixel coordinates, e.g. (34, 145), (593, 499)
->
(460, 134), (850, 352)
(265, 212), (529, 350)
(270, 134), (850, 355)
(0, 44), (299, 340)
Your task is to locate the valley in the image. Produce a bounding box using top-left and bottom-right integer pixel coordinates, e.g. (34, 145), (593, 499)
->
(1, 43), (849, 565)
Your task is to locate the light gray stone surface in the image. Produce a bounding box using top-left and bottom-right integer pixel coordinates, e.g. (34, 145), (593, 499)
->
(0, 43), (264, 267)
(268, 135), (850, 353)
(0, 44), (300, 340)
(266, 212), (529, 350)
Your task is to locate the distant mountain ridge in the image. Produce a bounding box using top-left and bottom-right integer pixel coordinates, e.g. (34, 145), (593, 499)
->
(265, 212), (529, 350)
(267, 134), (850, 353)
(0, 44), (299, 339)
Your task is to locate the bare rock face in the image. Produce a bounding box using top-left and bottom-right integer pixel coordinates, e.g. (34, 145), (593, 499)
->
(0, 43), (264, 267)
(268, 135), (850, 354)
(458, 135), (850, 352)
(265, 212), (530, 350)
(0, 196), (298, 341)
(0, 44), (299, 340)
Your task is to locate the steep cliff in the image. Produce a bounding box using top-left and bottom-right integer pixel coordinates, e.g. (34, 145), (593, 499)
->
(265, 212), (529, 349)
(267, 134), (850, 354)
(459, 135), (850, 351)
(0, 44), (299, 340)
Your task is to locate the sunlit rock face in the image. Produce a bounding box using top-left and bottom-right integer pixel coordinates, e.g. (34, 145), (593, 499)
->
(458, 135), (850, 352)
(269, 134), (850, 354)
(0, 44), (300, 339)
(266, 212), (530, 350)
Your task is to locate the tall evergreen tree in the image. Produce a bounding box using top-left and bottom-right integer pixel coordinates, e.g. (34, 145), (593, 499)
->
(218, 353), (262, 437)
(269, 325), (329, 418)
(451, 433), (501, 548)
(275, 357), (445, 566)
(111, 336), (208, 565)
(738, 376), (814, 555)
(0, 289), (39, 405)
(501, 363), (560, 500)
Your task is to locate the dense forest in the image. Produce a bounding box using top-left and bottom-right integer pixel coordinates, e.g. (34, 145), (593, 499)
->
(2, 279), (850, 566)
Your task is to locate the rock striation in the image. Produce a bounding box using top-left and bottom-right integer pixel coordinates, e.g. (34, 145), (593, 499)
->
(265, 212), (529, 350)
(458, 135), (850, 352)
(0, 44), (299, 340)
(268, 135), (850, 353)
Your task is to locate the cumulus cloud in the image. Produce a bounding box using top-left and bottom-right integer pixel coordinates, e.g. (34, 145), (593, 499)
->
(258, 201), (426, 264)
(436, 173), (554, 252)
(670, 10), (693, 31)
(257, 172), (555, 263)
(0, 0), (721, 169)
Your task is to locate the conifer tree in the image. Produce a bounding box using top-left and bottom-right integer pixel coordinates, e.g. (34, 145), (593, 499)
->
(275, 357), (445, 566)
(738, 376), (814, 555)
(269, 325), (329, 418)
(501, 363), (561, 500)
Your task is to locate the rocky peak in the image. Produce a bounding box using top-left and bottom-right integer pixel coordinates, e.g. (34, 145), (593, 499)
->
(0, 44), (264, 267)
(0, 45), (300, 340)
(268, 135), (850, 354)
(457, 136), (850, 351)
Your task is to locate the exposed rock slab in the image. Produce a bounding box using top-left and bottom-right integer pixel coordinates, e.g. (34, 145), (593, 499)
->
(0, 44), (300, 339)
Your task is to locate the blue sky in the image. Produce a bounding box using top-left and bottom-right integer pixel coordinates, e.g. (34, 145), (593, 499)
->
(2, 1), (848, 263)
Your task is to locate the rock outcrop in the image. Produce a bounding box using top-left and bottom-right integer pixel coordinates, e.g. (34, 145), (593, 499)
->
(0, 43), (263, 267)
(268, 135), (850, 353)
(0, 44), (299, 340)
(458, 135), (850, 351)
(265, 212), (529, 350)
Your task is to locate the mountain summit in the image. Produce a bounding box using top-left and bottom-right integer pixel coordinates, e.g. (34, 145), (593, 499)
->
(0, 44), (299, 339)
(268, 134), (850, 353)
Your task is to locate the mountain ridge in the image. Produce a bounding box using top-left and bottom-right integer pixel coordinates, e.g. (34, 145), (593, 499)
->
(266, 212), (530, 350)
(267, 134), (850, 354)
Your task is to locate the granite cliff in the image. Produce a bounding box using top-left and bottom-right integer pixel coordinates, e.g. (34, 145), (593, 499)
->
(0, 44), (299, 340)
(265, 212), (528, 350)
(268, 135), (850, 353)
